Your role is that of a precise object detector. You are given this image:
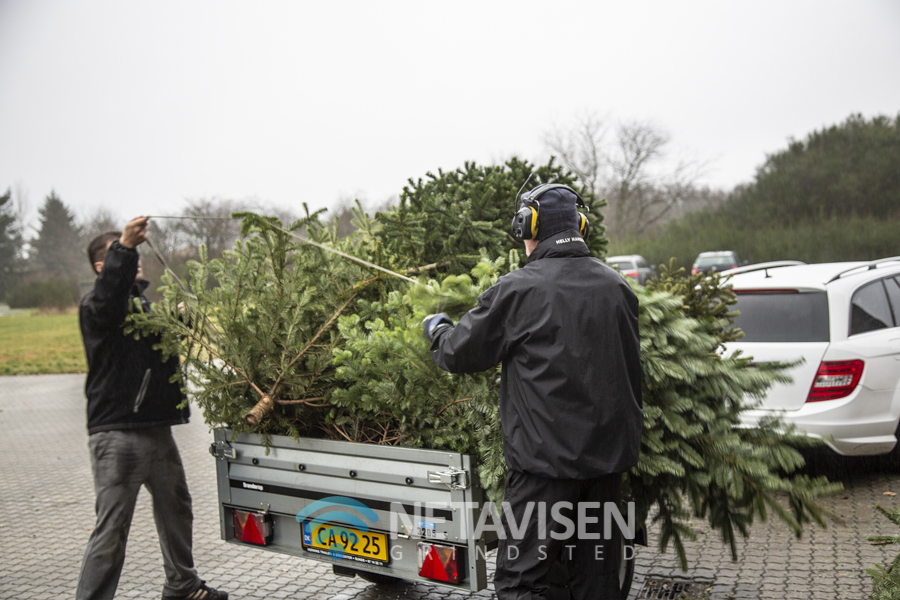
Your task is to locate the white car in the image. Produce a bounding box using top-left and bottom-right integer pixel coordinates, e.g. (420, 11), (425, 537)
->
(724, 258), (900, 456)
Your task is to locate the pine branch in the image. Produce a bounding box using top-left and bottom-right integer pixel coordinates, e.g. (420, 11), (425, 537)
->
(268, 292), (358, 400)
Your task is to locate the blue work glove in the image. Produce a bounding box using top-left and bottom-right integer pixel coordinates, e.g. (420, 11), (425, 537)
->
(423, 313), (453, 342)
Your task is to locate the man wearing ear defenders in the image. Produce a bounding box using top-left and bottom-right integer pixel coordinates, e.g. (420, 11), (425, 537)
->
(424, 183), (642, 599)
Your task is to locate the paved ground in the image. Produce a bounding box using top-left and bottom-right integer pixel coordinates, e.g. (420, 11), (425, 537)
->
(0, 304), (22, 316)
(1, 374), (899, 599)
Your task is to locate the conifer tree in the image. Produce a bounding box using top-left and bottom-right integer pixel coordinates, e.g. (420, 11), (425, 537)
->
(868, 505), (900, 599)
(31, 191), (84, 279)
(0, 188), (23, 301)
(630, 262), (840, 567)
(131, 158), (840, 568)
(129, 208), (386, 438)
(378, 157), (608, 275)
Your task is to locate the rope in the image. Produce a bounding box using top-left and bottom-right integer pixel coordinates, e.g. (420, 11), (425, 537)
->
(143, 236), (194, 297)
(146, 215), (420, 285)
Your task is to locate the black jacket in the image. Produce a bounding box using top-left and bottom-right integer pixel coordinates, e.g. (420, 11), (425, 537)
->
(429, 230), (642, 479)
(79, 240), (189, 434)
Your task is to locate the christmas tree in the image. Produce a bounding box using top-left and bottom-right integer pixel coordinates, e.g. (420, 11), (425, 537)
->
(129, 157), (840, 567)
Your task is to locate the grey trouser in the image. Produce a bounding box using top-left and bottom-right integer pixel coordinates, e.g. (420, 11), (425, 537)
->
(76, 426), (200, 600)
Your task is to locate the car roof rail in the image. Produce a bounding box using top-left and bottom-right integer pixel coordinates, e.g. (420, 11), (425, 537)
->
(825, 256), (900, 284)
(721, 261), (806, 277)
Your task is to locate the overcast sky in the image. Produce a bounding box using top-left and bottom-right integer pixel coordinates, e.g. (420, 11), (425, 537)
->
(1, 0), (898, 231)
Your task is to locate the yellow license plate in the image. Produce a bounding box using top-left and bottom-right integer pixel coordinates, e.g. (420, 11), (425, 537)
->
(302, 521), (390, 565)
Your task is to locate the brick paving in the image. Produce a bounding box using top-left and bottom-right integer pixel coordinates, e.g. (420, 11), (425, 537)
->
(1, 374), (898, 599)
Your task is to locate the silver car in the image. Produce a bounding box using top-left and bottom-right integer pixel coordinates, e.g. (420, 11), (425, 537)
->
(607, 255), (655, 285)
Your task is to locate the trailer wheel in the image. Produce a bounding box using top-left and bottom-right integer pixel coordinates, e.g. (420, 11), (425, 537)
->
(357, 570), (404, 586)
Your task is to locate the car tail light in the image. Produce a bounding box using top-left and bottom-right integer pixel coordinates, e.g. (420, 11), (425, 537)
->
(624, 270), (639, 279)
(691, 267), (700, 275)
(417, 542), (460, 584)
(233, 509), (272, 545)
(806, 360), (864, 402)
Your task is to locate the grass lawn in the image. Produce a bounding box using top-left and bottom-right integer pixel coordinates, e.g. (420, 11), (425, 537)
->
(0, 307), (87, 375)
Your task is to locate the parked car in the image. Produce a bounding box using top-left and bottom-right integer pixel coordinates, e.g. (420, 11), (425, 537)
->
(722, 257), (900, 456)
(607, 255), (655, 285)
(692, 251), (743, 275)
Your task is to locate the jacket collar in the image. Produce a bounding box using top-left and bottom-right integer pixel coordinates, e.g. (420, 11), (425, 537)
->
(527, 229), (591, 263)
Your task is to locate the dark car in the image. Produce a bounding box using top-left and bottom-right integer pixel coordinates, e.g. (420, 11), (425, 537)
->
(691, 251), (743, 275)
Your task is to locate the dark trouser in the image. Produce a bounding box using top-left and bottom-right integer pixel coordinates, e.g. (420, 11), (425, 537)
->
(494, 470), (624, 600)
(76, 426), (201, 600)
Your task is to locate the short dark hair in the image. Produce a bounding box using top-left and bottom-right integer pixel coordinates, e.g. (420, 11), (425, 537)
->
(88, 232), (121, 273)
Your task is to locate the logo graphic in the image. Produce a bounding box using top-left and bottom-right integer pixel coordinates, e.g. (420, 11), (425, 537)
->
(296, 496), (379, 560)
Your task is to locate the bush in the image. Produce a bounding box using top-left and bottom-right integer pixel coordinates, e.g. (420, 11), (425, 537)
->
(7, 278), (80, 310)
(611, 214), (900, 269)
(610, 113), (900, 268)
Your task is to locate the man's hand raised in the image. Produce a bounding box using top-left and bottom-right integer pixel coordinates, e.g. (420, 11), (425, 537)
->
(120, 216), (150, 249)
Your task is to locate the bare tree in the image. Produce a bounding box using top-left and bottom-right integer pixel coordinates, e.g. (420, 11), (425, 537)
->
(173, 197), (249, 261)
(544, 113), (607, 199)
(663, 185), (728, 221)
(606, 121), (708, 238)
(545, 114), (711, 241)
(79, 206), (120, 246)
(131, 198), (299, 300)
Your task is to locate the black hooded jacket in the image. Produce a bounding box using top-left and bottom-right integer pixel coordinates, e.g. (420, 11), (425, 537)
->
(429, 230), (642, 479)
(79, 240), (189, 434)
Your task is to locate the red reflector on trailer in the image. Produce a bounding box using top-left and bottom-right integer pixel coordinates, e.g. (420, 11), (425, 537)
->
(233, 509), (272, 545)
(417, 542), (460, 584)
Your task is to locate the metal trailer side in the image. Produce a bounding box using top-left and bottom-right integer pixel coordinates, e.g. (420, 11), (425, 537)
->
(209, 428), (497, 591)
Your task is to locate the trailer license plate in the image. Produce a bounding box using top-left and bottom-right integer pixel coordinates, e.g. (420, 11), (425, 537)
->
(302, 521), (389, 565)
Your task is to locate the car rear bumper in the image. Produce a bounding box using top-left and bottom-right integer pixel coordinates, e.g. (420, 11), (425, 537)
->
(739, 390), (899, 456)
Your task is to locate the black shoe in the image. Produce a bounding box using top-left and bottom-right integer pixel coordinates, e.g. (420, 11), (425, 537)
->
(163, 581), (228, 600)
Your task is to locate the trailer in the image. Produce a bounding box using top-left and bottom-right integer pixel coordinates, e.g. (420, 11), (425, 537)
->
(209, 428), (635, 596)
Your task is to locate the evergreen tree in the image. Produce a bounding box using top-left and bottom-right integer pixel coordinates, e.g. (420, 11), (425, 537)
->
(611, 113), (900, 267)
(130, 159), (840, 569)
(0, 188), (24, 301)
(31, 191), (84, 280)
(731, 113), (900, 224)
(869, 505), (900, 599)
(377, 156), (607, 277)
(631, 263), (839, 567)
(127, 207), (395, 439)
